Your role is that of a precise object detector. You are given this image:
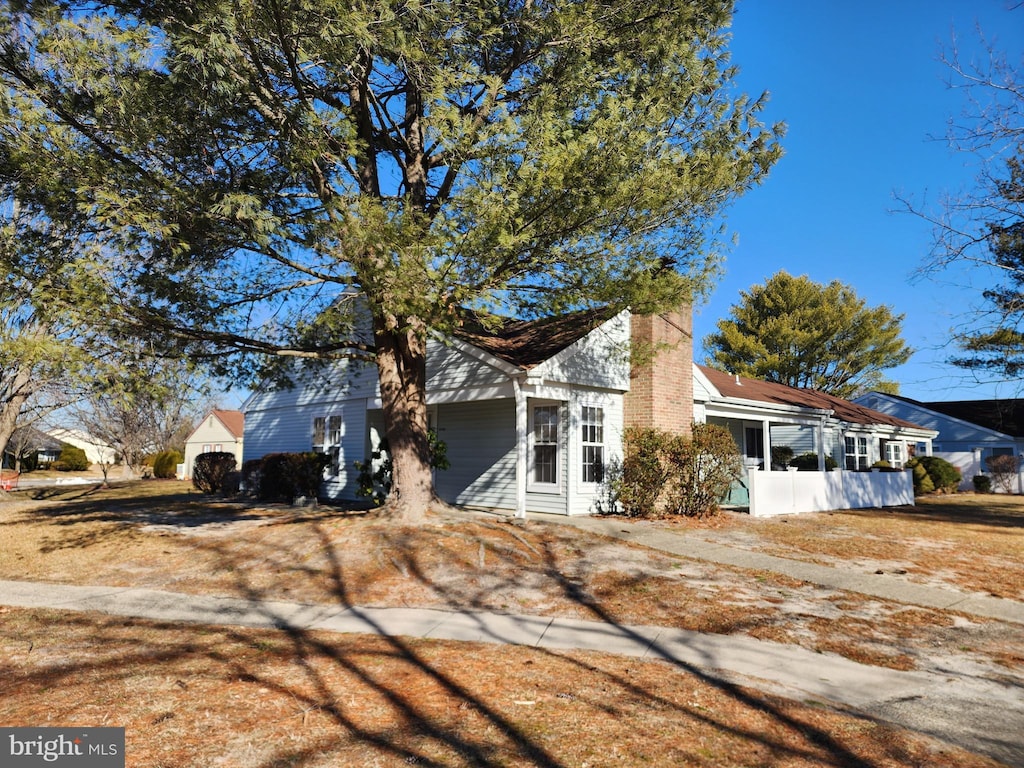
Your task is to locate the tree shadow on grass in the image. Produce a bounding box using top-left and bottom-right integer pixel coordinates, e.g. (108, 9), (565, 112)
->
(1, 504), (995, 766)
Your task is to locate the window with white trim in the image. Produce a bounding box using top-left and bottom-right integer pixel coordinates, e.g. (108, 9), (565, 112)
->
(531, 404), (560, 488)
(845, 435), (868, 470)
(883, 441), (903, 468)
(312, 417), (326, 451)
(580, 406), (604, 484)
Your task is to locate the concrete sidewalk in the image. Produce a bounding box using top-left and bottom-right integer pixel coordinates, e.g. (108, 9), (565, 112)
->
(1, 578), (1023, 766)
(536, 513), (1024, 625)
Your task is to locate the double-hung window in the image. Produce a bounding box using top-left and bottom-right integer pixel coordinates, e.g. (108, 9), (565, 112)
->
(580, 406), (604, 484)
(883, 441), (903, 468)
(531, 404), (560, 488)
(845, 435), (868, 470)
(312, 417), (326, 451)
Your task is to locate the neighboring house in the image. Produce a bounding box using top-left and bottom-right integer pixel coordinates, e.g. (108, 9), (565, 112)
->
(244, 306), (693, 517)
(697, 367), (937, 473)
(183, 410), (245, 479)
(2, 426), (63, 470)
(854, 393), (1024, 491)
(47, 428), (117, 466)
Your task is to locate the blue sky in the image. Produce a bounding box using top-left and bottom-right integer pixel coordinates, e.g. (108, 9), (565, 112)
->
(695, 0), (1024, 402)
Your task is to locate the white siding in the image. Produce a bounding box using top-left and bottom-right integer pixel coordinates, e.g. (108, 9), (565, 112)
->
(434, 399), (518, 510)
(427, 338), (511, 396)
(183, 416), (242, 478)
(245, 359), (379, 412)
(532, 311), (631, 391)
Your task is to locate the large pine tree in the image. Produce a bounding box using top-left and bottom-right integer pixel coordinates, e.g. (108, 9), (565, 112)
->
(0, 0), (783, 520)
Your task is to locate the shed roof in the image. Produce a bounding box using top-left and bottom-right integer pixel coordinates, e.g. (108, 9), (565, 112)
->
(697, 366), (927, 429)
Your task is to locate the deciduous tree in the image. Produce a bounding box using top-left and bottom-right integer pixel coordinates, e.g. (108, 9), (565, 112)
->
(703, 271), (911, 398)
(904, 13), (1024, 376)
(0, 0), (783, 520)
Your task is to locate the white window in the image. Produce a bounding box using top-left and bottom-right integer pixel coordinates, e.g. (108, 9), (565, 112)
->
(312, 417), (326, 451)
(884, 441), (903, 468)
(580, 406), (604, 484)
(531, 403), (560, 489)
(328, 415), (342, 446)
(845, 435), (868, 470)
(214, 444), (222, 453)
(202, 443), (211, 453)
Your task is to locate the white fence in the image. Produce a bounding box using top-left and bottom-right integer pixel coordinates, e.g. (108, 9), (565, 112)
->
(747, 468), (914, 517)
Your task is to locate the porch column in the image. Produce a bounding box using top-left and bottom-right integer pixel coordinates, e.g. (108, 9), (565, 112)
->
(817, 415), (827, 471)
(513, 377), (528, 519)
(761, 419), (772, 470)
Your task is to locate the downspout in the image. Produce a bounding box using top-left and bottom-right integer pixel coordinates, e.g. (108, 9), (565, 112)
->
(513, 375), (528, 519)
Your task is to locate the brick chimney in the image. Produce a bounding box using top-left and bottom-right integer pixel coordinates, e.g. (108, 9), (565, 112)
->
(624, 305), (694, 435)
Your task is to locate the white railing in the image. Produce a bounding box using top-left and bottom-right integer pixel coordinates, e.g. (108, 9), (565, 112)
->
(747, 468), (914, 517)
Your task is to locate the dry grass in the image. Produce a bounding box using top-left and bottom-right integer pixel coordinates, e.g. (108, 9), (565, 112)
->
(1, 482), (1022, 766)
(0, 607), (1004, 768)
(679, 494), (1024, 600)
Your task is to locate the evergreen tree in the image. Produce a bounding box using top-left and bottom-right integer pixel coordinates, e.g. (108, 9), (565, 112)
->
(0, 0), (783, 520)
(704, 271), (911, 398)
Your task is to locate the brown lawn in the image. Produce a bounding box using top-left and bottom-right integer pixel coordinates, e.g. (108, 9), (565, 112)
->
(0, 482), (1021, 766)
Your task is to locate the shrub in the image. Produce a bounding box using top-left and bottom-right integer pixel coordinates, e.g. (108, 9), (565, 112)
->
(907, 456), (960, 495)
(355, 430), (450, 505)
(984, 453), (1021, 494)
(770, 445), (794, 471)
(192, 451), (238, 495)
(918, 455), (961, 493)
(253, 452), (330, 502)
(907, 458), (934, 495)
(152, 449), (183, 479)
(240, 459), (263, 497)
(789, 452), (838, 471)
(617, 427), (671, 517)
(663, 423), (743, 518)
(55, 444), (90, 471)
(972, 474), (993, 493)
(616, 425), (741, 519)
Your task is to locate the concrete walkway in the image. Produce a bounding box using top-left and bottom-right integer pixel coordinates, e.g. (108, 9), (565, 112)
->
(2, 512), (1023, 765)
(2, 576), (1023, 766)
(539, 513), (1024, 625)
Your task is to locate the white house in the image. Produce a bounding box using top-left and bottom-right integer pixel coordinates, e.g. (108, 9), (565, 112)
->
(697, 367), (936, 472)
(243, 304), (936, 516)
(854, 393), (1024, 491)
(183, 410), (245, 479)
(46, 428), (117, 466)
(243, 306), (661, 516)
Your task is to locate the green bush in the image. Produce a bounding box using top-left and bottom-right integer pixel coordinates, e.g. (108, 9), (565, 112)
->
(152, 449), (183, 479)
(617, 427), (671, 517)
(770, 445), (794, 471)
(907, 458), (934, 494)
(789, 452), (838, 471)
(616, 425), (741, 519)
(252, 452), (330, 502)
(972, 474), (992, 493)
(56, 444), (90, 472)
(354, 430), (450, 505)
(192, 451), (238, 495)
(907, 456), (960, 495)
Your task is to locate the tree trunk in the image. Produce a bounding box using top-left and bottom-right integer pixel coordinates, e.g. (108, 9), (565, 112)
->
(0, 364), (33, 471)
(373, 317), (438, 523)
